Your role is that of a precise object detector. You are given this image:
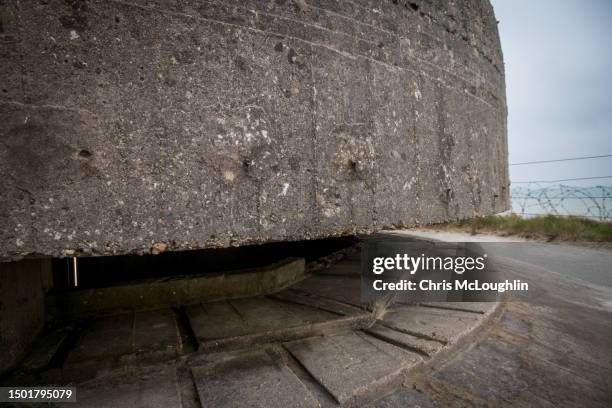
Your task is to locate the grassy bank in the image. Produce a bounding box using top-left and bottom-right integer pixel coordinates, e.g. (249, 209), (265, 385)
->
(438, 214), (612, 242)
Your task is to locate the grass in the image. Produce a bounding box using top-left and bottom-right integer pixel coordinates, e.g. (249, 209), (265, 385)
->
(436, 214), (612, 242)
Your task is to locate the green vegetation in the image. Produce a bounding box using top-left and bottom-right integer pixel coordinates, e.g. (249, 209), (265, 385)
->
(439, 214), (612, 242)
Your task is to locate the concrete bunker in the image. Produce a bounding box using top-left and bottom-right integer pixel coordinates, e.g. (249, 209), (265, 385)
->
(0, 0), (508, 384)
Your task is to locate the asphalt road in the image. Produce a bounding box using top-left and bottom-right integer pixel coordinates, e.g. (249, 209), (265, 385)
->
(484, 242), (612, 289)
(395, 229), (612, 285)
(374, 232), (612, 407)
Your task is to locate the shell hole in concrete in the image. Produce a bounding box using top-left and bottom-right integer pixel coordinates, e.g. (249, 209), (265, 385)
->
(78, 149), (92, 158)
(50, 236), (358, 291)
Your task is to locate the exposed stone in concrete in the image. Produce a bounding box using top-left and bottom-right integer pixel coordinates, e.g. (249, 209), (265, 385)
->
(191, 350), (318, 408)
(284, 331), (422, 404)
(47, 258), (305, 318)
(0, 259), (52, 373)
(0, 0), (508, 261)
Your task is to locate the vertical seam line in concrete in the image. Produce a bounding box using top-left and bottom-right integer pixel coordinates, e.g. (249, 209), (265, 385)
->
(309, 43), (319, 230)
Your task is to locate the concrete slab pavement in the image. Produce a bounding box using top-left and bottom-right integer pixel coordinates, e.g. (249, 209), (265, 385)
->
(2, 249), (502, 406)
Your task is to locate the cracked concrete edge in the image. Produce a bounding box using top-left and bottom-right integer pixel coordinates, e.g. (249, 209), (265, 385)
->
(349, 302), (510, 408)
(258, 301), (507, 407)
(405, 300), (506, 379)
(335, 301), (506, 405)
(197, 314), (376, 354)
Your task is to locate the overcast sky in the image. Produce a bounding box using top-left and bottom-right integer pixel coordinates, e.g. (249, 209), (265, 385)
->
(491, 0), (612, 187)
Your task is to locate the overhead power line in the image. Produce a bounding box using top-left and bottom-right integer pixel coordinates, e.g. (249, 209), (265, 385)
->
(510, 154), (612, 166)
(512, 196), (611, 199)
(513, 176), (612, 184)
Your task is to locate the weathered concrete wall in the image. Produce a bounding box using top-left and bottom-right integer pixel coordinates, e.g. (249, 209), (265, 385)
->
(0, 0), (508, 260)
(0, 259), (52, 373)
(47, 258), (305, 319)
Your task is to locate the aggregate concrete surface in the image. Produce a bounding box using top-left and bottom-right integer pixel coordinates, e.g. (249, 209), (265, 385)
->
(0, 0), (508, 260)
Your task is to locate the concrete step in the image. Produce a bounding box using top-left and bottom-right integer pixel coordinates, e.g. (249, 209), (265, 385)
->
(291, 274), (363, 308)
(269, 288), (366, 316)
(185, 296), (373, 352)
(284, 331), (422, 404)
(191, 350), (318, 408)
(59, 363), (183, 408)
(365, 323), (444, 357)
(380, 304), (482, 344)
(60, 308), (182, 380)
(418, 301), (497, 314)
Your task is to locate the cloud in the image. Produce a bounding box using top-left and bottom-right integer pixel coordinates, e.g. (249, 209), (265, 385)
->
(491, 0), (612, 185)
